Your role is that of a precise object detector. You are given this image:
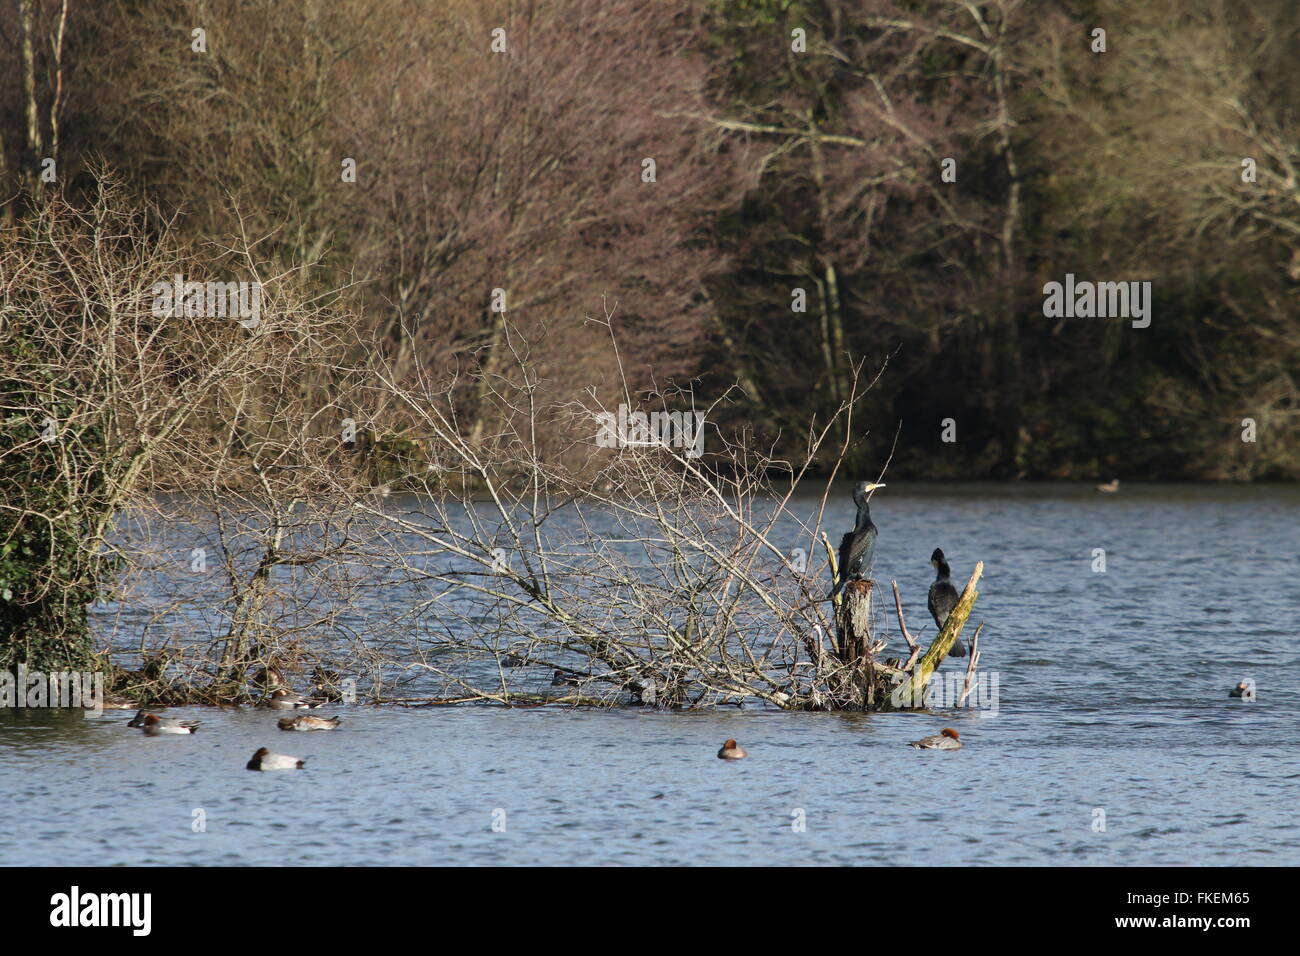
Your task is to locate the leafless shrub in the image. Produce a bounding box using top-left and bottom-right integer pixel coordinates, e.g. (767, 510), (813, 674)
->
(6, 180), (962, 710)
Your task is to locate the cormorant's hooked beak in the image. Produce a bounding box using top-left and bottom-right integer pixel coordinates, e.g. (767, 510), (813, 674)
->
(864, 481), (886, 494)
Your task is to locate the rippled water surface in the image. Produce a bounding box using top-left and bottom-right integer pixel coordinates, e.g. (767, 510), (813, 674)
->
(3, 483), (1298, 865)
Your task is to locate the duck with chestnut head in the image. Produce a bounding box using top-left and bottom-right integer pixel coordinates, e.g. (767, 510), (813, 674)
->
(717, 739), (747, 759)
(908, 728), (961, 750)
(135, 712), (201, 735)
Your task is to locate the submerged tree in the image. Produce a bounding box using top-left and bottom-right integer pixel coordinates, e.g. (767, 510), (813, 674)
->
(0, 331), (104, 670)
(134, 301), (982, 713)
(0, 178), (370, 674)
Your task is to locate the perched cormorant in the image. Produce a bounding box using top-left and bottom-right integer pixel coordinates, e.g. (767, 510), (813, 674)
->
(928, 548), (966, 657)
(828, 480), (885, 599)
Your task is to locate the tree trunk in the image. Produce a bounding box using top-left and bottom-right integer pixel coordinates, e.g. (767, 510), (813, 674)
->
(834, 579), (882, 709)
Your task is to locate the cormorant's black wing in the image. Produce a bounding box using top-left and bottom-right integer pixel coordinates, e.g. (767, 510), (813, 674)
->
(827, 531), (855, 599)
(928, 580), (958, 627)
(929, 579), (965, 655)
(844, 522), (877, 579)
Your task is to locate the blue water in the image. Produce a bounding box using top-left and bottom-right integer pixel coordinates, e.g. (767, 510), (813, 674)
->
(2, 483), (1298, 865)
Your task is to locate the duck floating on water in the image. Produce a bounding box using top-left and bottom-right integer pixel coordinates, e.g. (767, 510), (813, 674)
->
(137, 713), (201, 735)
(311, 667), (346, 702)
(928, 548), (965, 658)
(1229, 680), (1254, 699)
(246, 747), (306, 770)
(717, 738), (747, 759)
(1096, 479), (1119, 493)
(909, 728), (961, 750)
(277, 714), (341, 731)
(263, 690), (327, 710)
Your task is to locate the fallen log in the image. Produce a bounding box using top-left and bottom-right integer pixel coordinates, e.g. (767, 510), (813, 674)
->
(891, 561), (983, 709)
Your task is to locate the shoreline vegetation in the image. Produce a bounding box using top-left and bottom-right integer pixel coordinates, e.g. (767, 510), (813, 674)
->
(3, 0), (1296, 698)
(0, 186), (980, 707)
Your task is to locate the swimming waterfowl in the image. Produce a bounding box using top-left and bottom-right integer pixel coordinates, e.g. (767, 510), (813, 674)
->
(717, 738), (747, 759)
(251, 666), (289, 692)
(277, 714), (341, 731)
(263, 690), (326, 710)
(245, 747), (306, 770)
(311, 667), (345, 702)
(1229, 681), (1254, 699)
(908, 728), (961, 750)
(552, 669), (581, 687)
(1096, 479), (1119, 493)
(139, 713), (201, 735)
(126, 709), (164, 727)
(928, 548), (965, 657)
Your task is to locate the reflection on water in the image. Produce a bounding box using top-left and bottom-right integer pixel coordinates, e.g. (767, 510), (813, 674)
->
(2, 483), (1298, 865)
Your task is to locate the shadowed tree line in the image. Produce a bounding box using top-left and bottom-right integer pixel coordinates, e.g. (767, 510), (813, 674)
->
(3, 0), (1296, 481)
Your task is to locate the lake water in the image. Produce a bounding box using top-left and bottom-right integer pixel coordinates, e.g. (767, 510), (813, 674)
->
(2, 483), (1298, 866)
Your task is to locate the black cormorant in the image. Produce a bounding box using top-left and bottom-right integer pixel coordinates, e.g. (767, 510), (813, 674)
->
(928, 548), (966, 657)
(828, 480), (885, 599)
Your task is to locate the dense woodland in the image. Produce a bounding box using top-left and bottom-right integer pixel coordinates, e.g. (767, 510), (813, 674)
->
(2, 0), (1298, 485)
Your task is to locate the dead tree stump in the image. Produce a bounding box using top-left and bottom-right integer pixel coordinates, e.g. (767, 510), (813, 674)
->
(834, 579), (886, 709)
